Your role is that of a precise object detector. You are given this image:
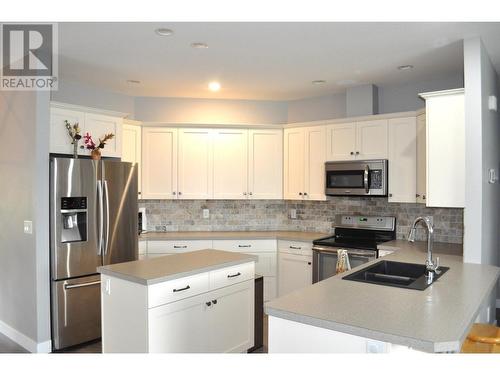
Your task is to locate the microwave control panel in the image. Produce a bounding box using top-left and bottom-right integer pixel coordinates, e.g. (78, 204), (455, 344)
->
(369, 169), (383, 189)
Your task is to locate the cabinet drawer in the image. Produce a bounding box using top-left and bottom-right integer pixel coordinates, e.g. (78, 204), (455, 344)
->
(212, 239), (276, 253)
(278, 240), (312, 256)
(210, 262), (255, 290)
(148, 272), (210, 308)
(147, 240), (213, 254)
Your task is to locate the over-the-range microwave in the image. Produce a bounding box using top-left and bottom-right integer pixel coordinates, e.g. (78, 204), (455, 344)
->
(325, 159), (388, 197)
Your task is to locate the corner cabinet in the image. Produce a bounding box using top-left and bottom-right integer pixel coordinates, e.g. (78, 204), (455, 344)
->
(122, 120), (142, 197)
(284, 126), (326, 200)
(420, 89), (465, 208)
(49, 102), (126, 158)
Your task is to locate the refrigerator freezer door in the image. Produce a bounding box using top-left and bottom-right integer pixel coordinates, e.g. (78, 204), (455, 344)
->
(50, 158), (103, 280)
(51, 274), (101, 350)
(102, 160), (138, 265)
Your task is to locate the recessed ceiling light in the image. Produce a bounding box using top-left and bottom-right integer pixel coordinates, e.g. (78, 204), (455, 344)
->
(337, 79), (358, 86)
(312, 80), (326, 85)
(208, 81), (221, 92)
(191, 42), (208, 49)
(126, 79), (141, 85)
(397, 65), (414, 71)
(155, 28), (174, 36)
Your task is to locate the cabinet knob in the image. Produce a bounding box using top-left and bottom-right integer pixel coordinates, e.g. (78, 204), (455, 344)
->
(243, 192), (247, 195)
(355, 151), (360, 155)
(416, 194), (420, 198)
(308, 262), (312, 265)
(389, 193), (393, 197)
(299, 192), (303, 196)
(303, 192), (308, 196)
(211, 299), (217, 305)
(249, 192), (253, 196)
(172, 191), (176, 195)
(206, 301), (212, 307)
(423, 195), (426, 200)
(350, 151), (354, 155)
(178, 192), (182, 195)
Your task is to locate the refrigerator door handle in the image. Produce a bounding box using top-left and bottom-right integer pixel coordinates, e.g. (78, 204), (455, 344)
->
(97, 180), (103, 256)
(104, 180), (110, 255)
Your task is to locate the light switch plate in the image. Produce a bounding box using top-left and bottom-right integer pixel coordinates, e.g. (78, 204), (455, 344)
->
(488, 95), (497, 112)
(202, 208), (210, 219)
(290, 209), (297, 219)
(23, 220), (33, 234)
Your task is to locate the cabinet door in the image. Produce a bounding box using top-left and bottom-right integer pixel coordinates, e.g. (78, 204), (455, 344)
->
(248, 129), (283, 199)
(83, 113), (122, 158)
(278, 253), (312, 297)
(304, 126), (326, 201)
(213, 129), (248, 199)
(356, 119), (388, 159)
(148, 293), (210, 353)
(122, 124), (142, 197)
(207, 280), (254, 353)
(49, 107), (86, 155)
(416, 113), (427, 204)
(283, 128), (305, 199)
(178, 128), (213, 199)
(388, 117), (417, 203)
(142, 128), (177, 199)
(326, 123), (356, 161)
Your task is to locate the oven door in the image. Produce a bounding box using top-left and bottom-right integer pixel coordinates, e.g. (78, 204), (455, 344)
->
(312, 247), (376, 283)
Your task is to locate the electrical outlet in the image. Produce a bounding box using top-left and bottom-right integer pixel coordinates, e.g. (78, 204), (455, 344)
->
(290, 209), (297, 219)
(202, 208), (210, 219)
(23, 220), (33, 234)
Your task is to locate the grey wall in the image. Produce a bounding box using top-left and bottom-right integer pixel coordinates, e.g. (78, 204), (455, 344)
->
(0, 90), (51, 349)
(134, 97), (289, 124)
(139, 198), (463, 245)
(346, 84), (378, 117)
(52, 80), (135, 116)
(287, 92), (346, 123)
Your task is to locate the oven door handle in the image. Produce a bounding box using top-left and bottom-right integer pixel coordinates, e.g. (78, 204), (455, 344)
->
(312, 246), (376, 257)
(364, 165), (370, 193)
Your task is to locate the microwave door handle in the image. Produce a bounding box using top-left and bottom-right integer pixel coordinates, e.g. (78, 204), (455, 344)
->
(364, 165), (370, 193)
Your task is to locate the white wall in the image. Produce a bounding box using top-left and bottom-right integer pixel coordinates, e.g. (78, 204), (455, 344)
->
(134, 96), (288, 124)
(0, 90), (51, 352)
(463, 37), (500, 307)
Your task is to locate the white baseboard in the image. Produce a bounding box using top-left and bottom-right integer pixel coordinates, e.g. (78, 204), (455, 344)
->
(0, 319), (51, 353)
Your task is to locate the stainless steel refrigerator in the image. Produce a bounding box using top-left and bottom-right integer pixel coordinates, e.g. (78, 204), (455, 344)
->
(49, 157), (138, 350)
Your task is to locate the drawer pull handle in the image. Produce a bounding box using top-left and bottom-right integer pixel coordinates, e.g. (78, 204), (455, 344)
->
(290, 246), (302, 250)
(227, 272), (241, 278)
(308, 262), (312, 265)
(173, 285), (190, 293)
(238, 245), (251, 248)
(173, 245), (188, 249)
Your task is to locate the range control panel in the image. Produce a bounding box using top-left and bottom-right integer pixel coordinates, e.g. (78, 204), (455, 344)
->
(337, 215), (395, 231)
(61, 197), (87, 210)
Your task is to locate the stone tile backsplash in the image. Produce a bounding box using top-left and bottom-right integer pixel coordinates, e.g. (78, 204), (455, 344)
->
(139, 197), (464, 244)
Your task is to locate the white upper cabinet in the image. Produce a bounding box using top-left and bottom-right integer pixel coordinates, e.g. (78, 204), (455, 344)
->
(326, 120), (388, 161)
(284, 126), (326, 201)
(213, 129), (248, 200)
(420, 88), (465, 208)
(247, 129), (283, 199)
(83, 113), (122, 158)
(142, 127), (177, 199)
(49, 102), (125, 158)
(416, 113), (427, 204)
(388, 117), (417, 203)
(177, 128), (214, 200)
(356, 119), (388, 159)
(122, 121), (142, 197)
(49, 107), (86, 155)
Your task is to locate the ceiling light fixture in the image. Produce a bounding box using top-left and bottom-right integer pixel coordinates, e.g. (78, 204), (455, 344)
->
(312, 80), (326, 85)
(208, 81), (221, 92)
(126, 79), (141, 85)
(155, 28), (174, 36)
(397, 65), (414, 71)
(191, 42), (208, 49)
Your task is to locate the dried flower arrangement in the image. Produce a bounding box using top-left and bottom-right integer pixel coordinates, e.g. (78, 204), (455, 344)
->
(64, 120), (82, 158)
(81, 132), (115, 160)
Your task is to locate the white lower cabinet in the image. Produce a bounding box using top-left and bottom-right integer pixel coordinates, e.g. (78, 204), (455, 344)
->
(277, 240), (313, 297)
(147, 240), (213, 255)
(102, 263), (254, 353)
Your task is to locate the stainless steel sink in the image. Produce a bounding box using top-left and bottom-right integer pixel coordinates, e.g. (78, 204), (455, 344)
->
(342, 260), (449, 290)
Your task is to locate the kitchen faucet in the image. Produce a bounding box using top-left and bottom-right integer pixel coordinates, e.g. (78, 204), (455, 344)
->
(408, 216), (440, 279)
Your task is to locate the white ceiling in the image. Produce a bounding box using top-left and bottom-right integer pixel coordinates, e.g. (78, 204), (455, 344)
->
(58, 22), (500, 100)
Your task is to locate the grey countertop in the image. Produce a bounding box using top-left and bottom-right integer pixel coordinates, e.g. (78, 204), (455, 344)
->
(139, 230), (330, 242)
(265, 240), (500, 353)
(98, 249), (257, 285)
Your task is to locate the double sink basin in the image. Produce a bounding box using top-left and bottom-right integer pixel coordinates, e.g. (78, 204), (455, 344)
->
(342, 260), (449, 290)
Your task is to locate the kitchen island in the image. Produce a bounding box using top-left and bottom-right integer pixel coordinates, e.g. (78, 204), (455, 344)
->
(265, 240), (500, 353)
(98, 249), (256, 353)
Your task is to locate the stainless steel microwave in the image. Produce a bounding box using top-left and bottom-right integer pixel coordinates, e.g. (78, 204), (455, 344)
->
(325, 159), (388, 196)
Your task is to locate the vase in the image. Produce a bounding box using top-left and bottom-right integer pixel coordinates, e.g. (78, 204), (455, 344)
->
(90, 149), (101, 160)
(73, 141), (78, 159)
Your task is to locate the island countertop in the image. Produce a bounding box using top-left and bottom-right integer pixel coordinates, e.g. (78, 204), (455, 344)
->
(98, 249), (257, 285)
(265, 240), (500, 353)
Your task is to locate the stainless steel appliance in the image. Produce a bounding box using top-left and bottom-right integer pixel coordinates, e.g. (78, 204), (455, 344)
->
(50, 157), (138, 350)
(312, 215), (396, 283)
(325, 159), (388, 196)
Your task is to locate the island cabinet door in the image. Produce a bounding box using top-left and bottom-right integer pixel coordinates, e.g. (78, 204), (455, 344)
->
(148, 292), (211, 353)
(206, 280), (254, 353)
